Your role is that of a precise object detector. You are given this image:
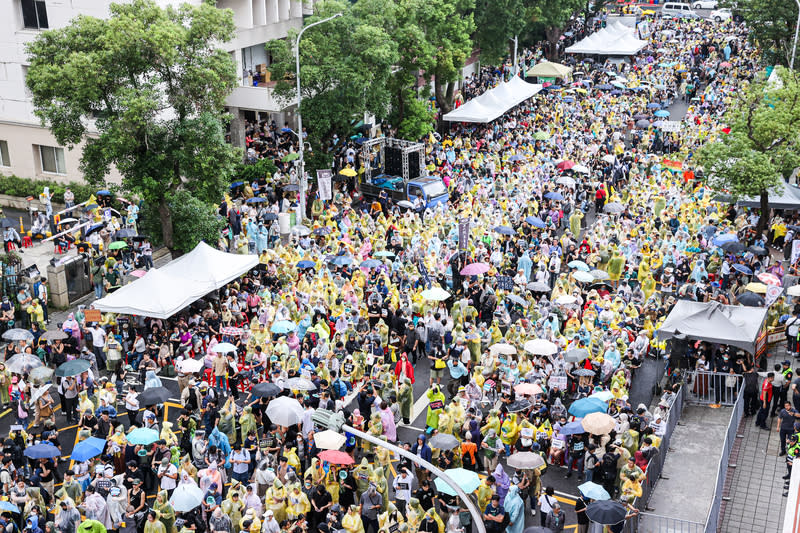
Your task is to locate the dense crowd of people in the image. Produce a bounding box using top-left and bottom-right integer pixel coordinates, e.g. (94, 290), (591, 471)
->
(0, 11), (795, 533)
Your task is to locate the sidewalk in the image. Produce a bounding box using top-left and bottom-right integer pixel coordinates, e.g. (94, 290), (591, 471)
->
(718, 413), (787, 532)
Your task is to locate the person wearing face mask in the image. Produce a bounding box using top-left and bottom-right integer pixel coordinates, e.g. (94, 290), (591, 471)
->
(710, 347), (733, 408)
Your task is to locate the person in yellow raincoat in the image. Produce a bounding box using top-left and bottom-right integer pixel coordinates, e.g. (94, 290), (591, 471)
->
(264, 479), (288, 522)
(286, 485), (310, 519)
(342, 505), (365, 533)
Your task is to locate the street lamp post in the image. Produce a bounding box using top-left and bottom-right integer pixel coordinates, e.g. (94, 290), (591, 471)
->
(294, 12), (342, 222)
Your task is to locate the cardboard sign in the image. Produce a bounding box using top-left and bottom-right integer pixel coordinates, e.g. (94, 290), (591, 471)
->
(84, 309), (102, 323)
(396, 482), (409, 491)
(458, 218), (470, 251)
(317, 169), (333, 201)
(548, 375), (568, 390)
(660, 121), (682, 132)
(766, 285), (784, 307)
(792, 240), (800, 265)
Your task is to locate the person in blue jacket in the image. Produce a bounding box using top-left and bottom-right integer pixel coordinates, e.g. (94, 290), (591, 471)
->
(410, 434), (432, 483)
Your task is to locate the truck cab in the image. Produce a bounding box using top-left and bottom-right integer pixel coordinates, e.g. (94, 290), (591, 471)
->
(407, 177), (449, 209)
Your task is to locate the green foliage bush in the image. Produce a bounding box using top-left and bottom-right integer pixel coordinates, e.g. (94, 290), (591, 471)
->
(0, 174), (96, 204)
(139, 190), (225, 253)
(236, 158), (278, 183)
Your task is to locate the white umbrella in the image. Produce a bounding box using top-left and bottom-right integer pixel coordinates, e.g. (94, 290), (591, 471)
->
(421, 287), (451, 301)
(556, 176), (576, 187)
(314, 429), (347, 450)
(31, 384), (52, 403)
(169, 483), (205, 512)
(572, 271), (594, 283)
(284, 377), (316, 391)
(266, 396), (305, 426)
(489, 343), (517, 356)
(507, 452), (546, 470)
(211, 343), (237, 353)
(591, 269), (610, 280)
(555, 295), (578, 305)
(176, 358), (205, 373)
(788, 285), (800, 297)
(524, 339), (558, 356)
(572, 164), (590, 174)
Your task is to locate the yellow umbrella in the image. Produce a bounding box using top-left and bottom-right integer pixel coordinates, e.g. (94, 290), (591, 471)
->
(339, 168), (357, 177)
(745, 282), (767, 294)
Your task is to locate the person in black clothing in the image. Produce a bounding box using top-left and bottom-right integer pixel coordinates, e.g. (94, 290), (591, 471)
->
(575, 493), (590, 533)
(711, 349), (732, 406)
(483, 495), (506, 533)
(338, 467), (357, 510)
(778, 402), (800, 455)
(310, 483), (333, 529)
(413, 479), (436, 513)
(743, 365), (760, 416)
(94, 410), (112, 439)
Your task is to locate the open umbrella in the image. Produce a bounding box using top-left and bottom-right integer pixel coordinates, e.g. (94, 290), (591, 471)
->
(507, 452), (546, 470)
(312, 227), (332, 236)
(328, 255), (353, 266)
(572, 271), (594, 283)
(397, 200), (415, 209)
(127, 427), (160, 445)
(176, 358), (205, 373)
(31, 384), (52, 404)
(211, 342), (237, 353)
(788, 285), (800, 297)
(374, 250), (395, 258)
(556, 295), (578, 305)
(434, 468), (481, 496)
(30, 366), (54, 383)
(506, 293), (528, 307)
(71, 437), (107, 462)
(108, 241), (128, 250)
(524, 339), (558, 355)
(169, 483), (205, 512)
(603, 202), (625, 214)
(573, 368), (596, 377)
(284, 377), (316, 391)
(572, 164), (590, 174)
(360, 259), (382, 269)
(527, 281), (550, 292)
(591, 269), (610, 280)
(514, 382), (543, 396)
(586, 500), (628, 525)
(578, 481), (611, 501)
(314, 430), (347, 450)
(544, 191), (564, 201)
(137, 386), (171, 405)
(525, 216), (547, 229)
(24, 443), (61, 459)
(55, 359), (91, 378)
(339, 168), (357, 177)
(489, 343), (517, 356)
(568, 260), (590, 271)
(429, 433), (460, 450)
(266, 396), (304, 426)
(732, 264), (753, 275)
(245, 197), (267, 204)
(745, 282), (768, 294)
(290, 225), (310, 235)
(0, 502), (19, 514)
(2, 328), (33, 342)
(296, 260), (315, 269)
(590, 390), (615, 402)
(757, 272), (781, 286)
(284, 184), (300, 192)
(556, 160), (575, 171)
(721, 241), (745, 254)
(282, 152), (300, 162)
(737, 291), (765, 307)
(421, 287), (451, 301)
(460, 263), (490, 276)
(271, 320), (296, 334)
(581, 412), (616, 435)
(494, 225), (516, 236)
(318, 449), (355, 465)
(41, 329), (68, 341)
(251, 382), (282, 398)
(507, 399), (532, 413)
(748, 245), (768, 256)
(560, 420), (586, 436)
(565, 348), (590, 363)
(6, 354), (43, 375)
(569, 397), (608, 418)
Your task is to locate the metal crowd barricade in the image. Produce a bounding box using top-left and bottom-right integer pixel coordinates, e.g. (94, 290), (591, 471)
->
(684, 370), (743, 406)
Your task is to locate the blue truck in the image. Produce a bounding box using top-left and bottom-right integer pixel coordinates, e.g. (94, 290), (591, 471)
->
(358, 174), (450, 209)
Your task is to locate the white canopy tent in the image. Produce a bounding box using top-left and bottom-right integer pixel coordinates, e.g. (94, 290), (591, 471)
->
(566, 22), (648, 56)
(94, 241), (259, 318)
(160, 241), (259, 292)
(443, 76), (542, 123)
(93, 268), (206, 319)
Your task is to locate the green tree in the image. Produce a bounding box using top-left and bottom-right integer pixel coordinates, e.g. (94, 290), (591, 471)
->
(266, 0), (399, 169)
(25, 0), (239, 249)
(140, 190), (225, 253)
(530, 0), (584, 60)
(730, 0), (796, 66)
(697, 67), (800, 236)
(474, 0), (527, 67)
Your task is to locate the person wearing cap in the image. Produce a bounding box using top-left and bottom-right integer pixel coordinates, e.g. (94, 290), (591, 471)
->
(261, 510), (279, 533)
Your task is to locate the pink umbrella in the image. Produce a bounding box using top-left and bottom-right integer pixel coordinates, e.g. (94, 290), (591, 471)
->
(318, 449), (355, 465)
(460, 262), (490, 276)
(556, 160), (575, 171)
(130, 269), (147, 278)
(515, 383), (544, 396)
(757, 272), (781, 286)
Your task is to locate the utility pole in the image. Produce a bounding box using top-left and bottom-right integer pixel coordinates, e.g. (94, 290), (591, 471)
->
(792, 0), (800, 70)
(312, 409), (487, 533)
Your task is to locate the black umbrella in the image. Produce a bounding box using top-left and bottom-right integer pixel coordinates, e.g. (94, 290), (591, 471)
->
(251, 382), (282, 398)
(137, 386), (172, 405)
(115, 228), (137, 239)
(633, 113), (650, 120)
(284, 184), (300, 192)
(737, 291), (765, 307)
(130, 235), (149, 241)
(507, 399), (532, 413)
(586, 500), (628, 525)
(747, 245), (768, 256)
(262, 213), (278, 221)
(721, 241), (745, 253)
(635, 119), (651, 128)
(588, 282), (613, 292)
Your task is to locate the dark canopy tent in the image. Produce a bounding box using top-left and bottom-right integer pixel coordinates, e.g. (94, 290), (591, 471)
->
(656, 301), (767, 353)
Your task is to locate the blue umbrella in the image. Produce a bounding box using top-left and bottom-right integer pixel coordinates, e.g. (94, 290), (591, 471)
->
(24, 443), (61, 459)
(578, 481), (611, 501)
(360, 259), (382, 269)
(563, 97), (575, 103)
(525, 216), (546, 229)
(96, 189), (111, 196)
(0, 502), (19, 513)
(328, 255), (353, 266)
(544, 191), (564, 201)
(506, 293), (528, 307)
(126, 427), (160, 445)
(271, 320), (297, 334)
(508, 155), (526, 162)
(71, 437), (107, 462)
(610, 89), (622, 96)
(85, 223), (105, 236)
(229, 181), (244, 188)
(296, 260), (315, 269)
(596, 84), (613, 90)
(712, 233), (738, 246)
(245, 197), (266, 204)
(434, 468), (481, 496)
(568, 397), (608, 418)
(281, 127), (293, 133)
(568, 260), (590, 271)
(647, 102), (663, 109)
(561, 420), (586, 436)
(654, 110), (670, 117)
(494, 225), (516, 236)
(733, 264), (753, 275)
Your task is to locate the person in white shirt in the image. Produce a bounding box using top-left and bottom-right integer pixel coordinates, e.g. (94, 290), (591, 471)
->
(90, 324), (107, 371)
(392, 467), (415, 514)
(157, 457), (178, 491)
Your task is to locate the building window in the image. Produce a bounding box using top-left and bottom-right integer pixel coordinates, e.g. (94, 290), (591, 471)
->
(0, 141), (9, 167)
(39, 145), (66, 174)
(21, 0), (48, 30)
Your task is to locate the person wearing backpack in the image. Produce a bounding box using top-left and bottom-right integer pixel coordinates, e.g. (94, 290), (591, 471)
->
(787, 312), (800, 358)
(584, 443), (599, 482)
(537, 486), (556, 527)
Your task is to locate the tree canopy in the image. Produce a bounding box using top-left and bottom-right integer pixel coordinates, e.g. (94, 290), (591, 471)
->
(25, 0), (238, 248)
(697, 67), (800, 235)
(731, 0), (797, 66)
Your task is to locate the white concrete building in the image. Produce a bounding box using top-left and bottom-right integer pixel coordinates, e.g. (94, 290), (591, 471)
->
(0, 0), (303, 184)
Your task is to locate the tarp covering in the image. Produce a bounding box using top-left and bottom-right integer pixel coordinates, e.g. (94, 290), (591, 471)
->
(527, 60), (573, 78)
(566, 22), (648, 56)
(93, 268), (205, 319)
(443, 76), (542, 123)
(94, 241), (258, 318)
(656, 301), (768, 353)
(736, 182), (800, 210)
